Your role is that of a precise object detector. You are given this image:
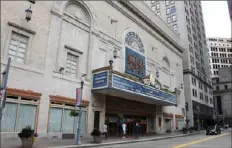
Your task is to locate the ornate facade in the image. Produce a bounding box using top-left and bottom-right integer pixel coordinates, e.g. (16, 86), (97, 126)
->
(1, 1), (186, 138)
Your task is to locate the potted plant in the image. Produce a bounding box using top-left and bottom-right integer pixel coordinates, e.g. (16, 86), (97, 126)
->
(182, 127), (188, 134)
(91, 129), (102, 143)
(69, 110), (79, 117)
(18, 126), (38, 148)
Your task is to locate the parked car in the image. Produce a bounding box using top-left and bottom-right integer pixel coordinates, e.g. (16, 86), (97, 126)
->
(206, 125), (221, 135)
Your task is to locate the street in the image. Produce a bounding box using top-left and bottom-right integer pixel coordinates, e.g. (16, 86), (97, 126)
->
(97, 132), (231, 148)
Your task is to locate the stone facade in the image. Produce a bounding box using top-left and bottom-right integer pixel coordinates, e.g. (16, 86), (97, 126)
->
(1, 1), (186, 138)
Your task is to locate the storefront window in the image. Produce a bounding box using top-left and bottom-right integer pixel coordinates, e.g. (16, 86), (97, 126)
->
(1, 99), (37, 132)
(48, 105), (86, 135)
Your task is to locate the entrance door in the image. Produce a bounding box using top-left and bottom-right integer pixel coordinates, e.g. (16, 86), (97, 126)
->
(94, 111), (100, 130)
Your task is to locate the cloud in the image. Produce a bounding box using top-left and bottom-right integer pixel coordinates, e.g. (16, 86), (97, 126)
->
(202, 1), (231, 38)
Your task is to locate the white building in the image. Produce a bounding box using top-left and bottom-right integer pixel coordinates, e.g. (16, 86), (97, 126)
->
(207, 37), (232, 78)
(1, 1), (186, 139)
(145, 1), (214, 128)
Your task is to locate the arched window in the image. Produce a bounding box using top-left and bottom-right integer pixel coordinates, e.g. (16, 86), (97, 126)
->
(162, 57), (170, 71)
(125, 31), (145, 54)
(65, 2), (90, 25)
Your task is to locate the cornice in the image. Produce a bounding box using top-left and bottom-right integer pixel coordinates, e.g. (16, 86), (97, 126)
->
(183, 70), (213, 89)
(105, 0), (183, 58)
(117, 1), (184, 54)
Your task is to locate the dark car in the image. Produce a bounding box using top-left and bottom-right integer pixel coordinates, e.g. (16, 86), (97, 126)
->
(206, 125), (221, 135)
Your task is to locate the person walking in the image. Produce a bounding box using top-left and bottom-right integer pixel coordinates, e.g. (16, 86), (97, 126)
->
(103, 123), (108, 140)
(122, 122), (126, 138)
(135, 122), (140, 139)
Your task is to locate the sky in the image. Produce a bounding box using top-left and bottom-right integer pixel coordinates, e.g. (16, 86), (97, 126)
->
(201, 1), (231, 38)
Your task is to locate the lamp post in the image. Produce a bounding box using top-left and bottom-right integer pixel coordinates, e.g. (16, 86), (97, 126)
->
(197, 105), (200, 131)
(76, 74), (86, 145)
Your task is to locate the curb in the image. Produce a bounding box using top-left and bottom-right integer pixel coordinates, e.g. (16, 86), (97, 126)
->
(48, 131), (205, 148)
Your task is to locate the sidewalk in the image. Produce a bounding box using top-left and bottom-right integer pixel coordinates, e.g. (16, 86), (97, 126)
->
(1, 131), (204, 148)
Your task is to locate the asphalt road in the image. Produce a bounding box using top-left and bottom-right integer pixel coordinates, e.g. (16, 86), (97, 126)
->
(97, 131), (231, 148)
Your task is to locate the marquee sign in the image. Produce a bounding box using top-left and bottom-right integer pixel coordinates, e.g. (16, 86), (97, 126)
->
(92, 71), (108, 89)
(112, 74), (176, 104)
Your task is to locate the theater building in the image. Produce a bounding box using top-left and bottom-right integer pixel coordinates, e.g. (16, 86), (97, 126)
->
(1, 1), (185, 138)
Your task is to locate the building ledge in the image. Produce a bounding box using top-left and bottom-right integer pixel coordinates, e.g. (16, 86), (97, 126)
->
(7, 88), (42, 100)
(49, 95), (89, 107)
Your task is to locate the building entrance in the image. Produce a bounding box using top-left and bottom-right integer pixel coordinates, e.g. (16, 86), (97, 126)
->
(106, 113), (147, 136)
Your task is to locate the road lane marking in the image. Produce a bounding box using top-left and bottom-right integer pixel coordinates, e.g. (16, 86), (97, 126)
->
(172, 133), (229, 148)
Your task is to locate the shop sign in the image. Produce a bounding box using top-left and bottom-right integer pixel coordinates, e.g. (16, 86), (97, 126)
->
(112, 74), (176, 104)
(92, 71), (108, 89)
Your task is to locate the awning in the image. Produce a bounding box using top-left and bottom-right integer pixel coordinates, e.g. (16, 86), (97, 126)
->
(91, 66), (177, 106)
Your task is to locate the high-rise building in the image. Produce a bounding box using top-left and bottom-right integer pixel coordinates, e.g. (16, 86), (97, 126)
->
(207, 37), (232, 126)
(146, 1), (214, 128)
(207, 37), (232, 78)
(228, 0), (232, 20)
(212, 67), (232, 127)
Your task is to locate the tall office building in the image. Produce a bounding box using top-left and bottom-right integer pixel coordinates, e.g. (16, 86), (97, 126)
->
(207, 37), (232, 78)
(146, 1), (214, 128)
(207, 37), (232, 126)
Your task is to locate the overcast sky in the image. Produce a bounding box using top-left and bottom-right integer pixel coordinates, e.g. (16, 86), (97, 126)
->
(201, 1), (231, 38)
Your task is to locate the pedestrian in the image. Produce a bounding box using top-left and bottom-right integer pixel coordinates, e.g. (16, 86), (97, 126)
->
(122, 122), (126, 138)
(103, 123), (108, 140)
(135, 122), (140, 139)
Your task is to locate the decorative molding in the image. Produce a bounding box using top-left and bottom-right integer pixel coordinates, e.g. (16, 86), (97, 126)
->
(51, 10), (62, 18)
(8, 22), (36, 35)
(106, 1), (184, 56)
(183, 70), (213, 89)
(64, 45), (83, 54)
(7, 88), (42, 100)
(49, 95), (89, 107)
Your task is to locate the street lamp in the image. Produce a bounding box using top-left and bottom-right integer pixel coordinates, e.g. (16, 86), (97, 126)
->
(76, 74), (86, 145)
(25, 6), (32, 22)
(197, 105), (200, 131)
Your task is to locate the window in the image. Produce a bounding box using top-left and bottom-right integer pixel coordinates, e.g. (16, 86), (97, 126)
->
(65, 53), (79, 77)
(167, 17), (172, 23)
(151, 5), (156, 11)
(1, 97), (38, 132)
(166, 8), (171, 14)
(205, 95), (208, 103)
(173, 24), (178, 31)
(48, 104), (87, 134)
(224, 85), (228, 89)
(172, 15), (177, 22)
(199, 81), (203, 89)
(151, 0), (156, 4)
(170, 0), (175, 4)
(200, 92), (203, 100)
(8, 32), (29, 64)
(204, 85), (208, 93)
(171, 6), (176, 13)
(156, 3), (160, 10)
(165, 0), (170, 6)
(192, 77), (196, 86)
(216, 86), (219, 90)
(210, 98), (213, 104)
(192, 89), (197, 97)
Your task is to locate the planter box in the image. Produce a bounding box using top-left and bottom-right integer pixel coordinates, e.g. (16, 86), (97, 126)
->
(21, 137), (34, 148)
(93, 136), (102, 143)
